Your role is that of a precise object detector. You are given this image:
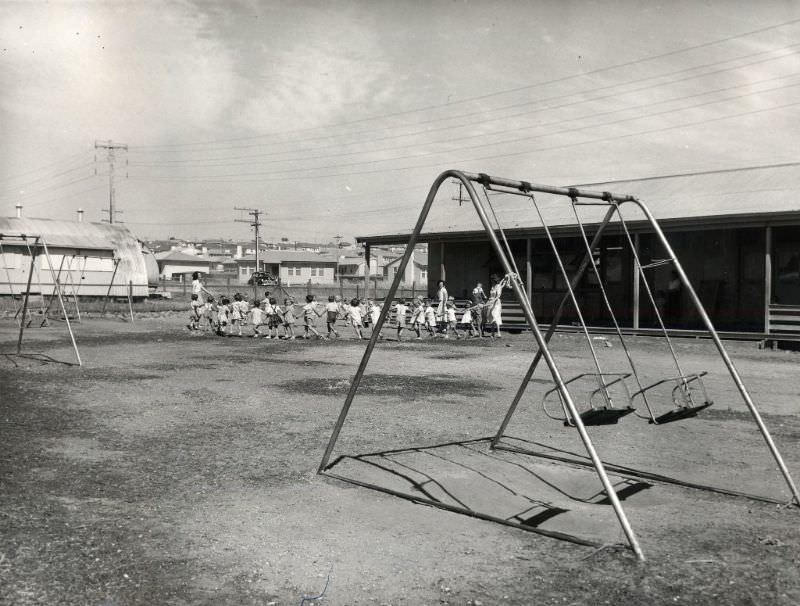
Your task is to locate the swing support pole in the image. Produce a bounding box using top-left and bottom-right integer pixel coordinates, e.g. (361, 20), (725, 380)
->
(16, 237), (39, 355)
(629, 199), (800, 506)
(101, 258), (120, 314)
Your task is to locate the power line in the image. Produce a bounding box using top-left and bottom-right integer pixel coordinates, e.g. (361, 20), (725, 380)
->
(0, 174), (97, 204)
(128, 43), (800, 161)
(126, 81), (800, 182)
(129, 16), (800, 151)
(127, 65), (800, 175)
(0, 150), (93, 186)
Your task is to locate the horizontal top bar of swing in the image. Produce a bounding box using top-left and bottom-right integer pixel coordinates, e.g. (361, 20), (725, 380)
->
(458, 171), (638, 203)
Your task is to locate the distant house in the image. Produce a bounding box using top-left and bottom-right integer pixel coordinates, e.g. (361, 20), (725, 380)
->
(234, 250), (339, 285)
(337, 254), (377, 280)
(155, 250), (212, 280)
(382, 251), (428, 285)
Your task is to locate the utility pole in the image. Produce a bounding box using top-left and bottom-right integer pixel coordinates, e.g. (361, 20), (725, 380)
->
(95, 140), (128, 224)
(234, 207), (264, 272)
(451, 178), (469, 206)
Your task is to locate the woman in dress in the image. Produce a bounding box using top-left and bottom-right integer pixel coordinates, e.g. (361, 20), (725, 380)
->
(191, 271), (211, 304)
(435, 279), (448, 331)
(485, 273), (509, 338)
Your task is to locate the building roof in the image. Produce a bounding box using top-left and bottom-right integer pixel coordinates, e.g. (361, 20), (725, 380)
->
(357, 162), (800, 243)
(154, 250), (212, 263)
(236, 251), (339, 264)
(383, 251), (428, 267)
(0, 216), (133, 251)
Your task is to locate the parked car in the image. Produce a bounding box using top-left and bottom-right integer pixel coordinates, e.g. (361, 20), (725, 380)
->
(247, 271), (277, 286)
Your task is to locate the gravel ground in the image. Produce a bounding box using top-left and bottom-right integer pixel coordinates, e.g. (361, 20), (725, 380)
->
(1, 318), (800, 605)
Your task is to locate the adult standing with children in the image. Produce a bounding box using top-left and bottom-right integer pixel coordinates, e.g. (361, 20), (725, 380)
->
(435, 279), (448, 327)
(191, 271), (211, 303)
(485, 273), (510, 338)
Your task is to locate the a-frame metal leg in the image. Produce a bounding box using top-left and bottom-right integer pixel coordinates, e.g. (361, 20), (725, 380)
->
(40, 238), (82, 366)
(629, 201), (800, 506)
(16, 239), (38, 355)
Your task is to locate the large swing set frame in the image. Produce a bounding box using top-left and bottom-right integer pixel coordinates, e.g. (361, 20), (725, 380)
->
(318, 170), (799, 561)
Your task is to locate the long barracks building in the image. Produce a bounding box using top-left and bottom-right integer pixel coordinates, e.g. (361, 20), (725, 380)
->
(357, 162), (800, 339)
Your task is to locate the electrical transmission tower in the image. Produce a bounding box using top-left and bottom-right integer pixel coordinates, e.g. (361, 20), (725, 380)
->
(95, 140), (128, 224)
(234, 207), (264, 272)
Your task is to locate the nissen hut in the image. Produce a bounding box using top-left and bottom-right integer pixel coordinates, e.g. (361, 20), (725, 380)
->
(0, 217), (157, 298)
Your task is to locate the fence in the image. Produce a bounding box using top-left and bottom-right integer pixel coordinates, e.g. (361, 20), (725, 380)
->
(157, 275), (427, 303)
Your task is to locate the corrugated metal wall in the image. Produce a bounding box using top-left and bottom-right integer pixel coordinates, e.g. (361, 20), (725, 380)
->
(0, 217), (150, 297)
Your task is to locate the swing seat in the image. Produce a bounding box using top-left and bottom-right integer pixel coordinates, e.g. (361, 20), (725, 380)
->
(631, 372), (713, 425)
(650, 401), (713, 425)
(566, 406), (635, 427)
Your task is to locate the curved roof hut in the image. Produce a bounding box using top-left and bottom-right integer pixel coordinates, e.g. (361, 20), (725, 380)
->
(0, 217), (157, 297)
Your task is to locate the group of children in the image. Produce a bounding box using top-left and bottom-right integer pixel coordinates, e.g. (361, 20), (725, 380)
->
(188, 291), (496, 341)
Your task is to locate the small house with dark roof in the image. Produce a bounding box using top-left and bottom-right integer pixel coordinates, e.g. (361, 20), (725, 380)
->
(154, 250), (212, 280)
(234, 250), (339, 285)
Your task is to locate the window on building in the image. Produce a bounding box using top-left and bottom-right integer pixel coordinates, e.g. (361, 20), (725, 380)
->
(310, 266), (318, 277)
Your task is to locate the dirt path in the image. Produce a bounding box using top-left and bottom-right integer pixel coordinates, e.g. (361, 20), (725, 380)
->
(1, 320), (799, 604)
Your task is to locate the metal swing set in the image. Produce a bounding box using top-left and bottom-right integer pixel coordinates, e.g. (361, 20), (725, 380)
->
(0, 233), (82, 366)
(318, 170), (800, 561)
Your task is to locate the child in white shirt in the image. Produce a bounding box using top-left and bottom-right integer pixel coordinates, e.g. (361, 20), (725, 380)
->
(423, 299), (437, 337)
(302, 294), (326, 340)
(410, 298), (425, 339)
(394, 299), (408, 341)
(443, 299), (462, 339)
(347, 297), (365, 339)
(249, 300), (264, 338)
(324, 295), (341, 338)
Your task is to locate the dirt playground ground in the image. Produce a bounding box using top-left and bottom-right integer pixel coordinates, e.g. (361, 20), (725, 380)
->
(1, 316), (800, 605)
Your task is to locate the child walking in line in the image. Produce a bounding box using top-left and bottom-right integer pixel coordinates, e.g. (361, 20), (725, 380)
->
(230, 293), (245, 336)
(423, 298), (437, 337)
(262, 297), (274, 339)
(368, 299), (382, 338)
(460, 302), (479, 338)
(249, 300), (264, 337)
(217, 297), (231, 336)
(410, 297), (425, 339)
(281, 298), (296, 339)
(267, 297), (281, 339)
(346, 297), (365, 339)
(204, 295), (218, 332)
(324, 295), (341, 338)
(394, 298), (408, 341)
(444, 299), (462, 339)
(302, 294), (327, 340)
(188, 293), (202, 331)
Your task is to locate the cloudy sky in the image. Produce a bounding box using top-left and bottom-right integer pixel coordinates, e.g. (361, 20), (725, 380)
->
(2, 1), (800, 242)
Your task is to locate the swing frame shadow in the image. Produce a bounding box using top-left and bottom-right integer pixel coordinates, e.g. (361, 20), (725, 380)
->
(317, 169), (800, 562)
